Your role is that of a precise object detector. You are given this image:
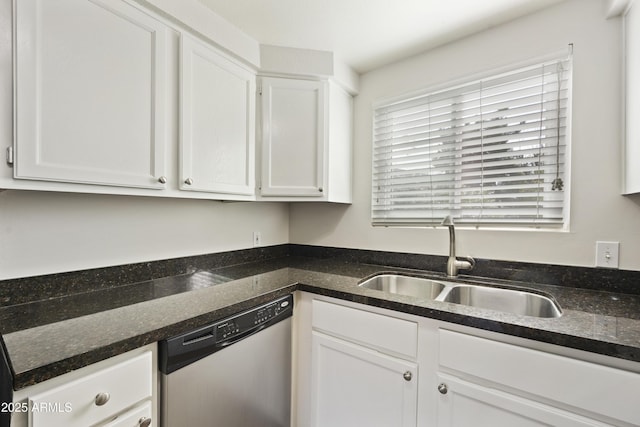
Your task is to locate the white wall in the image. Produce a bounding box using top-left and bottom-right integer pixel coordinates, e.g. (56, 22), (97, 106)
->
(0, 190), (289, 279)
(4, 0), (640, 280)
(0, 0), (291, 280)
(290, 0), (640, 271)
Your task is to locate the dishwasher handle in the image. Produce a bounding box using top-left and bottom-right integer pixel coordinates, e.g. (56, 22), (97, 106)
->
(159, 323), (217, 374)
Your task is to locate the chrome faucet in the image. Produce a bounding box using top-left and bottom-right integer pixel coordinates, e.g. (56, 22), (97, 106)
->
(441, 216), (475, 277)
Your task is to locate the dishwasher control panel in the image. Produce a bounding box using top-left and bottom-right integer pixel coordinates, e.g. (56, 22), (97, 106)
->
(215, 295), (292, 342)
(160, 294), (294, 374)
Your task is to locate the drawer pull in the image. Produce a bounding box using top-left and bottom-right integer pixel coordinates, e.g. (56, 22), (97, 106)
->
(403, 371), (413, 381)
(438, 383), (448, 395)
(138, 417), (151, 427)
(94, 392), (110, 406)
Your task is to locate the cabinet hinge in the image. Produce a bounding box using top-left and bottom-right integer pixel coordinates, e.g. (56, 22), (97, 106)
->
(6, 147), (13, 165)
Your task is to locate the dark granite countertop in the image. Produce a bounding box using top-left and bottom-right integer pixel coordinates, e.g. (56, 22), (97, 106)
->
(1, 249), (640, 390)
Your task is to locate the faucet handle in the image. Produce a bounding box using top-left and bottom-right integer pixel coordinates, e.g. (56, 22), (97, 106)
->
(459, 256), (475, 272)
(448, 256), (475, 277)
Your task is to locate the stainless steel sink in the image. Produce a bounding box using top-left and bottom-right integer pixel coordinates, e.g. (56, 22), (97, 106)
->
(358, 273), (562, 318)
(358, 274), (447, 299)
(438, 285), (562, 318)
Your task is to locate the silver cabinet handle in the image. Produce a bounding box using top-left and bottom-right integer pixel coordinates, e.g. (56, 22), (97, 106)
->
(438, 383), (448, 395)
(158, 176), (167, 184)
(184, 178), (194, 185)
(94, 392), (110, 406)
(403, 371), (412, 381)
(138, 417), (151, 427)
(318, 187), (323, 193)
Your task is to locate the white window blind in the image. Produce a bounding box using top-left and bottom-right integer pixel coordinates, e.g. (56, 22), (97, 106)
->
(372, 56), (571, 228)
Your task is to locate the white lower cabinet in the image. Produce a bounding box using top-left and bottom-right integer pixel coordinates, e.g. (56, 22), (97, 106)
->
(294, 293), (419, 427)
(435, 373), (606, 427)
(437, 329), (640, 427)
(102, 401), (152, 427)
(311, 332), (417, 427)
(12, 344), (156, 427)
(293, 292), (640, 427)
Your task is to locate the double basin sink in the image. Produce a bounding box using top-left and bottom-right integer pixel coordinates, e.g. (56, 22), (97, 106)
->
(359, 273), (562, 318)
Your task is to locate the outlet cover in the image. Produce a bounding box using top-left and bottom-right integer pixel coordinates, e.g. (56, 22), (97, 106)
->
(253, 231), (262, 247)
(595, 241), (619, 268)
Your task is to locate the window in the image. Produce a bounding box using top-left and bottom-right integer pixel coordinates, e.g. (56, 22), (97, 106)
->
(372, 55), (571, 229)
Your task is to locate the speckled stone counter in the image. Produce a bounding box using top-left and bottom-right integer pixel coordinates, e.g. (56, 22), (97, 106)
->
(1, 246), (640, 390)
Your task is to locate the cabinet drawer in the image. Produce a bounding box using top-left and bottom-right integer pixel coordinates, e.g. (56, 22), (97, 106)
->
(101, 400), (152, 427)
(312, 299), (417, 358)
(29, 351), (152, 427)
(439, 329), (640, 425)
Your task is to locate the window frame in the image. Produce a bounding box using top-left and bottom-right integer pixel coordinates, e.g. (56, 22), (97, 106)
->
(371, 51), (573, 231)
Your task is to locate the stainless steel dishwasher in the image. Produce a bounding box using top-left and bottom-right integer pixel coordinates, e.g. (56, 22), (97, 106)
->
(159, 294), (293, 427)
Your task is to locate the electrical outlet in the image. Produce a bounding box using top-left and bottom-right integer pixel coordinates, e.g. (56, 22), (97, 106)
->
(595, 241), (619, 268)
(253, 231), (262, 247)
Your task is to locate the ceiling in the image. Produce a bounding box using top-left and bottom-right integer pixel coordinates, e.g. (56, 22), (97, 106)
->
(198, 0), (565, 73)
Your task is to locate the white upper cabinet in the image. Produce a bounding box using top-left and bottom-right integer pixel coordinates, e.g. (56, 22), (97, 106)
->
(6, 1), (356, 201)
(179, 33), (256, 197)
(258, 76), (353, 203)
(259, 77), (327, 197)
(624, 0), (639, 194)
(14, 0), (169, 189)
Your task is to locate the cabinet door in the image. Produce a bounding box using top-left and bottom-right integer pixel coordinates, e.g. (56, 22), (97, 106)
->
(260, 77), (326, 197)
(14, 0), (168, 189)
(439, 329), (640, 425)
(179, 34), (255, 196)
(436, 374), (608, 427)
(311, 332), (417, 427)
(624, 1), (640, 194)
